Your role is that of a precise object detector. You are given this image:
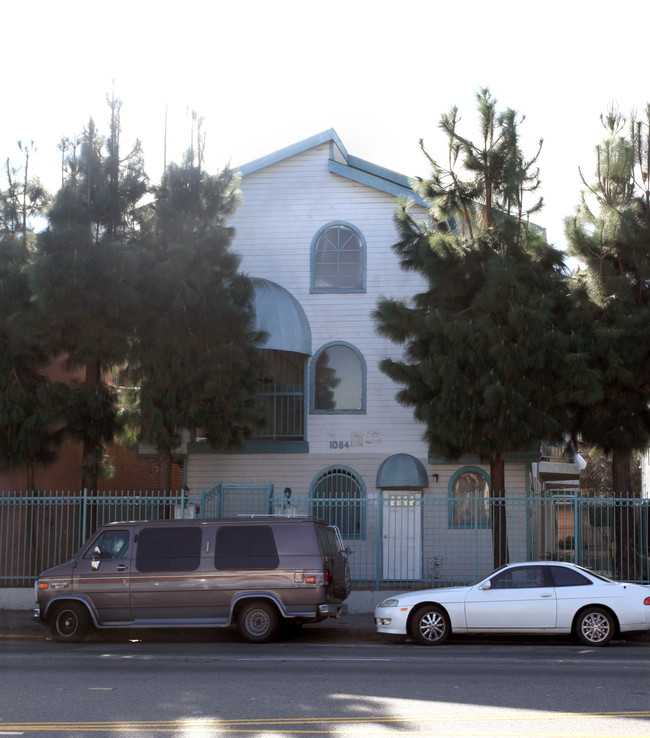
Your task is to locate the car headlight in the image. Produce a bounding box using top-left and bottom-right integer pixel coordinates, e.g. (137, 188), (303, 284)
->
(378, 598), (399, 608)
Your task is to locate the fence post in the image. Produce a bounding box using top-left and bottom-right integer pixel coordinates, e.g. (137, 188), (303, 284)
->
(82, 488), (88, 545)
(375, 493), (382, 591)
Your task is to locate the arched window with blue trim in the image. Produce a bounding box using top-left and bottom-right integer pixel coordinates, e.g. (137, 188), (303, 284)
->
(448, 467), (491, 528)
(311, 222), (365, 292)
(310, 466), (365, 539)
(311, 342), (366, 414)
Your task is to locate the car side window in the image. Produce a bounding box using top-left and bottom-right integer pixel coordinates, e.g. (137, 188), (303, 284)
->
(549, 566), (592, 587)
(490, 565), (548, 589)
(84, 529), (130, 560)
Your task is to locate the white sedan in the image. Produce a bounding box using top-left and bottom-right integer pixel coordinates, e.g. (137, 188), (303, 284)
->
(374, 561), (650, 646)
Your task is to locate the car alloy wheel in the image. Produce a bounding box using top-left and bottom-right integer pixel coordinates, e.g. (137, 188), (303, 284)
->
(410, 604), (450, 646)
(576, 607), (614, 646)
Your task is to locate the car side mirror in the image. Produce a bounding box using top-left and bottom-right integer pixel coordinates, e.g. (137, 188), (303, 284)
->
(91, 545), (102, 571)
(479, 580), (491, 591)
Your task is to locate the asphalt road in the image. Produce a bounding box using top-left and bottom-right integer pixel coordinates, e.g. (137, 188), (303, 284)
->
(2, 625), (650, 737)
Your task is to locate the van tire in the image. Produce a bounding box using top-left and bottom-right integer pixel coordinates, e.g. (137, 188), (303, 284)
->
(237, 601), (279, 643)
(50, 602), (91, 642)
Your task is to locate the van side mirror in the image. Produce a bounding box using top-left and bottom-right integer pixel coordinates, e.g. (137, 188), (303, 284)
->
(91, 545), (102, 571)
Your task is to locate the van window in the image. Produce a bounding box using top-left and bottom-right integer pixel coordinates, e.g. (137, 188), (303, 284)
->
(214, 525), (279, 570)
(315, 525), (337, 558)
(136, 526), (201, 572)
(84, 529), (130, 560)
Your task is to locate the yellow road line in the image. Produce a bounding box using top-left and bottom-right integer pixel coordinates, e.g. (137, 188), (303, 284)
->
(2, 710), (650, 732)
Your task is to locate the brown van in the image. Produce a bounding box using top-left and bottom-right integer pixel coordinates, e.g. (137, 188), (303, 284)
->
(33, 517), (351, 643)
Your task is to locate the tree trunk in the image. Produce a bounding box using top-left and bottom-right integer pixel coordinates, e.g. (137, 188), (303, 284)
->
(611, 448), (636, 580)
(158, 446), (173, 494)
(81, 361), (102, 494)
(490, 455), (509, 569)
(611, 449), (631, 494)
(82, 361), (102, 539)
(25, 461), (35, 493)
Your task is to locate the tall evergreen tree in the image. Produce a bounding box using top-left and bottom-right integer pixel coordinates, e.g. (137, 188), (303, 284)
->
(0, 146), (62, 490)
(132, 147), (265, 492)
(565, 106), (650, 579)
(374, 90), (570, 567)
(30, 94), (147, 493)
(565, 106), (650, 495)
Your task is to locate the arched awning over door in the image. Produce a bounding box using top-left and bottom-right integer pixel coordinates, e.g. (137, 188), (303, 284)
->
(376, 453), (429, 489)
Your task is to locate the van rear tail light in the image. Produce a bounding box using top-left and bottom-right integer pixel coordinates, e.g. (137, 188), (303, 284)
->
(644, 597), (650, 606)
(304, 572), (325, 585)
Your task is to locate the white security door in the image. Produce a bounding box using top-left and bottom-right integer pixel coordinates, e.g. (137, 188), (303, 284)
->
(382, 491), (422, 580)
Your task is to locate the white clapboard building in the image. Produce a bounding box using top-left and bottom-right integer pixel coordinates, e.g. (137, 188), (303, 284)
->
(184, 129), (538, 583)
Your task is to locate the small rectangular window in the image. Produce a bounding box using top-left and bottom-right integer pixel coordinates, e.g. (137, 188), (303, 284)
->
(214, 525), (279, 570)
(136, 527), (201, 572)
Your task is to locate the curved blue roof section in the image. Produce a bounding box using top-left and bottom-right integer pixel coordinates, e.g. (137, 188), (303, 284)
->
(376, 453), (429, 489)
(251, 278), (312, 355)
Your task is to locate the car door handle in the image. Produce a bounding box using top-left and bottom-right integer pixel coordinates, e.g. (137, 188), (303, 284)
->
(116, 564), (128, 572)
(540, 593), (553, 598)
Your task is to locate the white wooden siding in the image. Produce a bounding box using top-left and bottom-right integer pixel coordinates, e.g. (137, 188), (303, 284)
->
(186, 139), (533, 528)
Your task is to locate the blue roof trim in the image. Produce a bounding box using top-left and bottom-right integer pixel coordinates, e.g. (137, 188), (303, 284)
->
(239, 129), (347, 176)
(238, 128), (427, 207)
(329, 160), (427, 207)
(347, 155), (413, 190)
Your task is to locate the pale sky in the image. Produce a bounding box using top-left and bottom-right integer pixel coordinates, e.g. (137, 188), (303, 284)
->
(3, 0), (649, 252)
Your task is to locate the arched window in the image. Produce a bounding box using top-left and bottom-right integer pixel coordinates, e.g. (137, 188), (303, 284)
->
(311, 222), (365, 292)
(310, 466), (365, 539)
(311, 342), (365, 413)
(448, 467), (491, 528)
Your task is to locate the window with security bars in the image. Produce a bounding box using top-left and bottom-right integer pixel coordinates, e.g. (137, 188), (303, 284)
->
(312, 224), (363, 291)
(254, 349), (305, 441)
(311, 466), (365, 539)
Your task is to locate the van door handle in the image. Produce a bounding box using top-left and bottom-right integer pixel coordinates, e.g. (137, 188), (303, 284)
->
(117, 565), (128, 572)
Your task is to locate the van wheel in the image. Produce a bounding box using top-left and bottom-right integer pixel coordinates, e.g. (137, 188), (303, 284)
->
(50, 602), (91, 642)
(237, 601), (279, 644)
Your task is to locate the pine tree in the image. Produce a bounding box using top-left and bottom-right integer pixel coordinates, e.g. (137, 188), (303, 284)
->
(131, 141), (265, 492)
(374, 90), (570, 567)
(565, 106), (650, 495)
(565, 106), (650, 580)
(0, 146), (61, 490)
(30, 94), (148, 493)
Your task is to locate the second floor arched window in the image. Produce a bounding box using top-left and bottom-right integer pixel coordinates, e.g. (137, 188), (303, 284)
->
(311, 222), (365, 292)
(311, 342), (365, 413)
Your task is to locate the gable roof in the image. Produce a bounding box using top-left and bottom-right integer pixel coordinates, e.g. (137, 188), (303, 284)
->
(238, 128), (428, 208)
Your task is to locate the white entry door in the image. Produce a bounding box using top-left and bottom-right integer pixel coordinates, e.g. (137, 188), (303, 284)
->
(382, 491), (422, 580)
